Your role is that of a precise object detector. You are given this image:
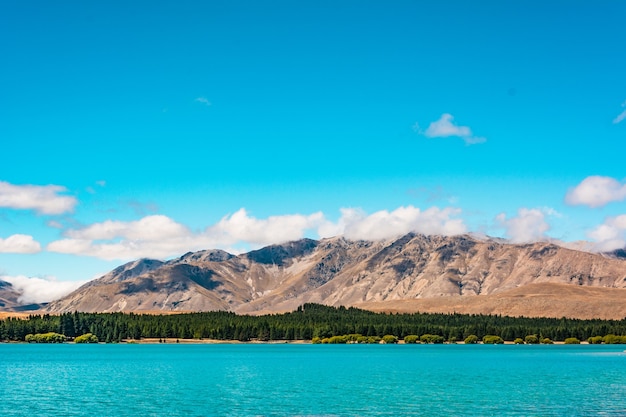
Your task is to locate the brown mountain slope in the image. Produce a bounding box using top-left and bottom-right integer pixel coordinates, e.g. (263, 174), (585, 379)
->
(356, 283), (626, 320)
(44, 234), (626, 318)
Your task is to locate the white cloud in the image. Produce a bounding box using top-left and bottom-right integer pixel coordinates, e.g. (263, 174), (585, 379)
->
(195, 97), (211, 106)
(565, 176), (626, 208)
(0, 181), (77, 214)
(209, 208), (325, 246)
(1, 275), (86, 304)
(613, 100), (626, 124)
(425, 113), (471, 137)
(422, 113), (486, 145)
(496, 208), (550, 243)
(49, 215), (199, 261)
(66, 215), (189, 241)
(587, 214), (626, 252)
(321, 205), (467, 241)
(46, 206), (468, 261)
(48, 210), (327, 261)
(0, 234), (41, 254)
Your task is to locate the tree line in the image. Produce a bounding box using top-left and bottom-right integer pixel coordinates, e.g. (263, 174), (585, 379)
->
(2, 304), (626, 343)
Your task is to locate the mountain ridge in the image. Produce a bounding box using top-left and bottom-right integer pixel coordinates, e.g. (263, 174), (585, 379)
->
(39, 233), (626, 319)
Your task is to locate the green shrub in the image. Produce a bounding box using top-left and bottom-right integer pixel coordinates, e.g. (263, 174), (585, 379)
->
(311, 337), (322, 344)
(464, 334), (479, 344)
(420, 334), (444, 344)
(513, 338), (524, 344)
(525, 335), (539, 344)
(326, 335), (348, 344)
(382, 335), (398, 344)
(587, 336), (604, 344)
(603, 334), (626, 344)
(74, 333), (99, 344)
(482, 335), (504, 344)
(345, 334), (362, 343)
(563, 337), (580, 344)
(403, 335), (420, 344)
(25, 332), (66, 343)
(541, 337), (553, 344)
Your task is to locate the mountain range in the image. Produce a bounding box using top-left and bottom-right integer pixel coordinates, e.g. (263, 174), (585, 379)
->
(3, 233), (620, 319)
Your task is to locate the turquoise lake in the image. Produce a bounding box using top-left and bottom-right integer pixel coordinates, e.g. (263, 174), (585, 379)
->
(1, 344), (625, 416)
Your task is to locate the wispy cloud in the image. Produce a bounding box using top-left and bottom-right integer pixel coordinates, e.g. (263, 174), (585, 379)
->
(126, 200), (159, 216)
(565, 176), (626, 208)
(613, 100), (626, 124)
(1, 275), (86, 304)
(47, 220), (64, 229)
(0, 181), (77, 215)
(86, 180), (107, 195)
(195, 97), (211, 106)
(0, 234), (41, 254)
(418, 113), (486, 145)
(496, 208), (551, 243)
(408, 186), (458, 204)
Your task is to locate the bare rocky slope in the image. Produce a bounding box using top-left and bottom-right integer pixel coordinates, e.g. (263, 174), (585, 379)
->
(42, 234), (626, 319)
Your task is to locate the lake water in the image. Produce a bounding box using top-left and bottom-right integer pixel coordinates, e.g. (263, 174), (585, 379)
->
(1, 343), (625, 416)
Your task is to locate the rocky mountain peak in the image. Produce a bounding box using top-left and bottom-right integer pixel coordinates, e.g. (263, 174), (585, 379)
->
(245, 238), (319, 266)
(174, 249), (234, 264)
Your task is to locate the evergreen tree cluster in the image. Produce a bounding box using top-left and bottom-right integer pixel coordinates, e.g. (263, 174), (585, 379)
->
(2, 304), (626, 343)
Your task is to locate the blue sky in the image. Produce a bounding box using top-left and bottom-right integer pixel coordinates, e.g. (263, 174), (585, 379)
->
(1, 1), (625, 302)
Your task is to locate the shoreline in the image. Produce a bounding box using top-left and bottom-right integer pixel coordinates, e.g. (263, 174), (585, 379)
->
(1, 338), (591, 345)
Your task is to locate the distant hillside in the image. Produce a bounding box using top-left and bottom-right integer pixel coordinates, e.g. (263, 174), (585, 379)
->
(43, 234), (626, 319)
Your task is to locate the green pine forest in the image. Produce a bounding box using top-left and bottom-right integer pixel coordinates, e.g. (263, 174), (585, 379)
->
(2, 304), (626, 343)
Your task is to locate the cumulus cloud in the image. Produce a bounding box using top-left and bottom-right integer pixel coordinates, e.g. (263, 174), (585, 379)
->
(1, 275), (86, 304)
(48, 210), (327, 261)
(422, 113), (486, 145)
(209, 208), (325, 246)
(49, 215), (199, 260)
(496, 208), (551, 243)
(0, 181), (77, 214)
(565, 176), (626, 208)
(0, 234), (41, 253)
(587, 214), (626, 252)
(613, 100), (626, 124)
(321, 205), (467, 241)
(46, 206), (468, 261)
(195, 97), (211, 106)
